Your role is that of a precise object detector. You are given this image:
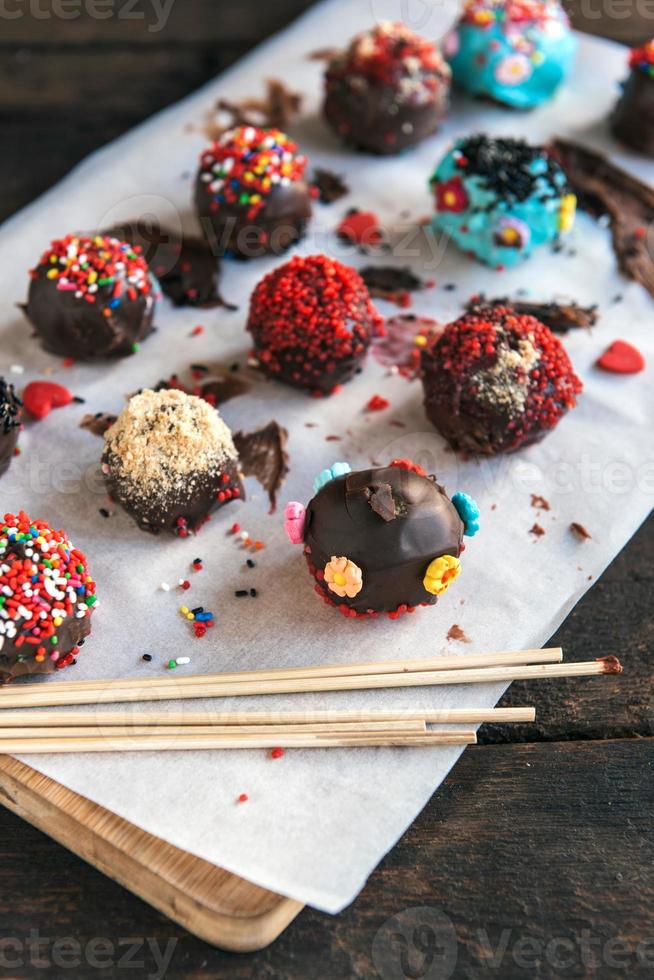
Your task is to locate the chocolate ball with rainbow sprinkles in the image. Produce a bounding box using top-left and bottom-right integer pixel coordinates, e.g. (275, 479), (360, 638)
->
(430, 135), (576, 268)
(25, 233), (157, 359)
(194, 126), (312, 259)
(443, 0), (576, 109)
(284, 460), (479, 620)
(0, 512), (97, 684)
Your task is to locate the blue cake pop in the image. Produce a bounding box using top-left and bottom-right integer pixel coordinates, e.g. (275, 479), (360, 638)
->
(443, 0), (576, 110)
(429, 134), (576, 268)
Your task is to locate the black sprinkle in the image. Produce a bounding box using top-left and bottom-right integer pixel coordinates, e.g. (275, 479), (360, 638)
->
(246, 559), (255, 568)
(443, 283), (457, 291)
(249, 588), (258, 598)
(235, 589), (248, 597)
(142, 654), (153, 662)
(191, 606), (204, 615)
(99, 508), (110, 518)
(73, 395), (86, 404)
(190, 363), (208, 373)
(611, 293), (624, 304)
(78, 639), (85, 647)
(442, 135), (566, 205)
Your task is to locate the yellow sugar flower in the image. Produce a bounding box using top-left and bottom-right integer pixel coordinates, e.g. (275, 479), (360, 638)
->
(423, 554), (461, 596)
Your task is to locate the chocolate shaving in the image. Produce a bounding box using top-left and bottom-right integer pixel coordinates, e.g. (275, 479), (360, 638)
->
(465, 293), (598, 333)
(447, 624), (471, 643)
(530, 494), (551, 511)
(153, 369), (249, 409)
(311, 168), (349, 204)
(366, 483), (396, 522)
(307, 47), (340, 62)
(360, 266), (425, 304)
(529, 523), (546, 537)
(233, 421), (289, 514)
(549, 138), (654, 301)
(209, 79), (302, 138)
(570, 522), (592, 540)
(105, 221), (234, 310)
(79, 412), (117, 436)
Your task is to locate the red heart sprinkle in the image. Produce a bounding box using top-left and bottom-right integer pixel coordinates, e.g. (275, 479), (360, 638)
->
(22, 381), (74, 420)
(337, 210), (382, 245)
(596, 340), (645, 375)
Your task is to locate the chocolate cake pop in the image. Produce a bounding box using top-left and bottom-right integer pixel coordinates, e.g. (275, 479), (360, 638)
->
(0, 512), (97, 684)
(421, 303), (583, 454)
(247, 254), (384, 395)
(444, 0), (576, 109)
(194, 126), (312, 259)
(102, 389), (244, 535)
(611, 40), (654, 157)
(25, 234), (156, 359)
(323, 21), (451, 154)
(284, 460), (479, 619)
(0, 380), (22, 478)
(430, 135), (576, 268)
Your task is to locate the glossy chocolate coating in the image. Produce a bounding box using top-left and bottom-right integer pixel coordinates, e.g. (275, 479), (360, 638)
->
(304, 465), (463, 614)
(323, 77), (447, 155)
(194, 180), (312, 259)
(0, 380), (21, 479)
(0, 616), (91, 685)
(25, 270), (155, 359)
(102, 453), (244, 536)
(611, 70), (654, 157)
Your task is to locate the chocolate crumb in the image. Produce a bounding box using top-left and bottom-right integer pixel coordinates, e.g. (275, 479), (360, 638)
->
(570, 522), (592, 540)
(530, 523), (546, 537)
(311, 168), (349, 203)
(447, 624), (471, 643)
(80, 412), (117, 437)
(530, 494), (551, 511)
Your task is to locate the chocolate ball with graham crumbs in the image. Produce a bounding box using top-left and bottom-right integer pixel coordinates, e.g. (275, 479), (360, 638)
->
(421, 303), (583, 455)
(194, 126), (312, 259)
(247, 254), (384, 395)
(25, 234), (156, 359)
(323, 21), (450, 154)
(102, 389), (244, 535)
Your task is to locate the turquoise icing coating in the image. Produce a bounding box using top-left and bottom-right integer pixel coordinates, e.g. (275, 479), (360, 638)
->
(313, 461), (351, 494)
(429, 134), (574, 268)
(444, 0), (576, 109)
(452, 491), (480, 537)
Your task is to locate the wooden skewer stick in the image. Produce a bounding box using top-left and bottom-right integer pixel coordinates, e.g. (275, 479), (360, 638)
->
(0, 730), (477, 754)
(2, 648), (562, 696)
(0, 707), (537, 727)
(0, 658), (621, 709)
(0, 719), (428, 739)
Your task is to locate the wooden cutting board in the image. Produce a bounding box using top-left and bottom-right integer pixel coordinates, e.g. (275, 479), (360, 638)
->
(0, 756), (303, 952)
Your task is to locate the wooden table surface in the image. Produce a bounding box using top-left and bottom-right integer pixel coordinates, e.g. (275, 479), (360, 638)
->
(1, 4), (652, 977)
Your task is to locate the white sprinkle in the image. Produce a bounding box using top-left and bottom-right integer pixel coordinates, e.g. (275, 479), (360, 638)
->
(160, 582), (171, 592)
(239, 531), (249, 541)
(10, 364), (24, 375)
(176, 657), (190, 665)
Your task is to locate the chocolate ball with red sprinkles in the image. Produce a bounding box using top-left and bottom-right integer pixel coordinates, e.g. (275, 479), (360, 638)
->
(0, 379), (22, 479)
(0, 512), (97, 684)
(247, 254), (384, 395)
(25, 234), (157, 359)
(102, 389), (244, 535)
(323, 22), (450, 155)
(421, 304), (583, 455)
(194, 126), (312, 259)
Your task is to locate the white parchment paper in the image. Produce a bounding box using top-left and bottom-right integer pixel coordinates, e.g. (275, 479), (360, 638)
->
(0, 0), (652, 914)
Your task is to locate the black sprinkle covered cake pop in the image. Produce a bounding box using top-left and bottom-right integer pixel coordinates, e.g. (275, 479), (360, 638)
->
(284, 459), (480, 620)
(247, 254), (384, 395)
(421, 303), (583, 455)
(102, 388), (244, 536)
(611, 40), (654, 157)
(0, 512), (97, 684)
(25, 234), (156, 359)
(323, 21), (451, 154)
(194, 126), (312, 259)
(0, 379), (22, 478)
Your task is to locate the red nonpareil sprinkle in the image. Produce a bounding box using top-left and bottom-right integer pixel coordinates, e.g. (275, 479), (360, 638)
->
(180, 580), (191, 591)
(197, 126), (307, 219)
(190, 325), (205, 336)
(337, 210), (382, 246)
(390, 458), (427, 476)
(62, 357), (75, 368)
(237, 793), (249, 803)
(22, 381), (74, 420)
(247, 254), (383, 390)
(230, 523), (241, 535)
(270, 747), (285, 759)
(365, 394), (390, 412)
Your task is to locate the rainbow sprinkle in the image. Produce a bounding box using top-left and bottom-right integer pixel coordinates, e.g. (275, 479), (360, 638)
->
(31, 234), (153, 320)
(197, 126), (307, 221)
(0, 512), (96, 668)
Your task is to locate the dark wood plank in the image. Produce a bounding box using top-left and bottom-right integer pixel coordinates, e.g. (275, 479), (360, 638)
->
(1, 737), (652, 978)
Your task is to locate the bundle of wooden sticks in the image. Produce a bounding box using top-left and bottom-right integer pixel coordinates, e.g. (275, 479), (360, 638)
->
(0, 647), (620, 753)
